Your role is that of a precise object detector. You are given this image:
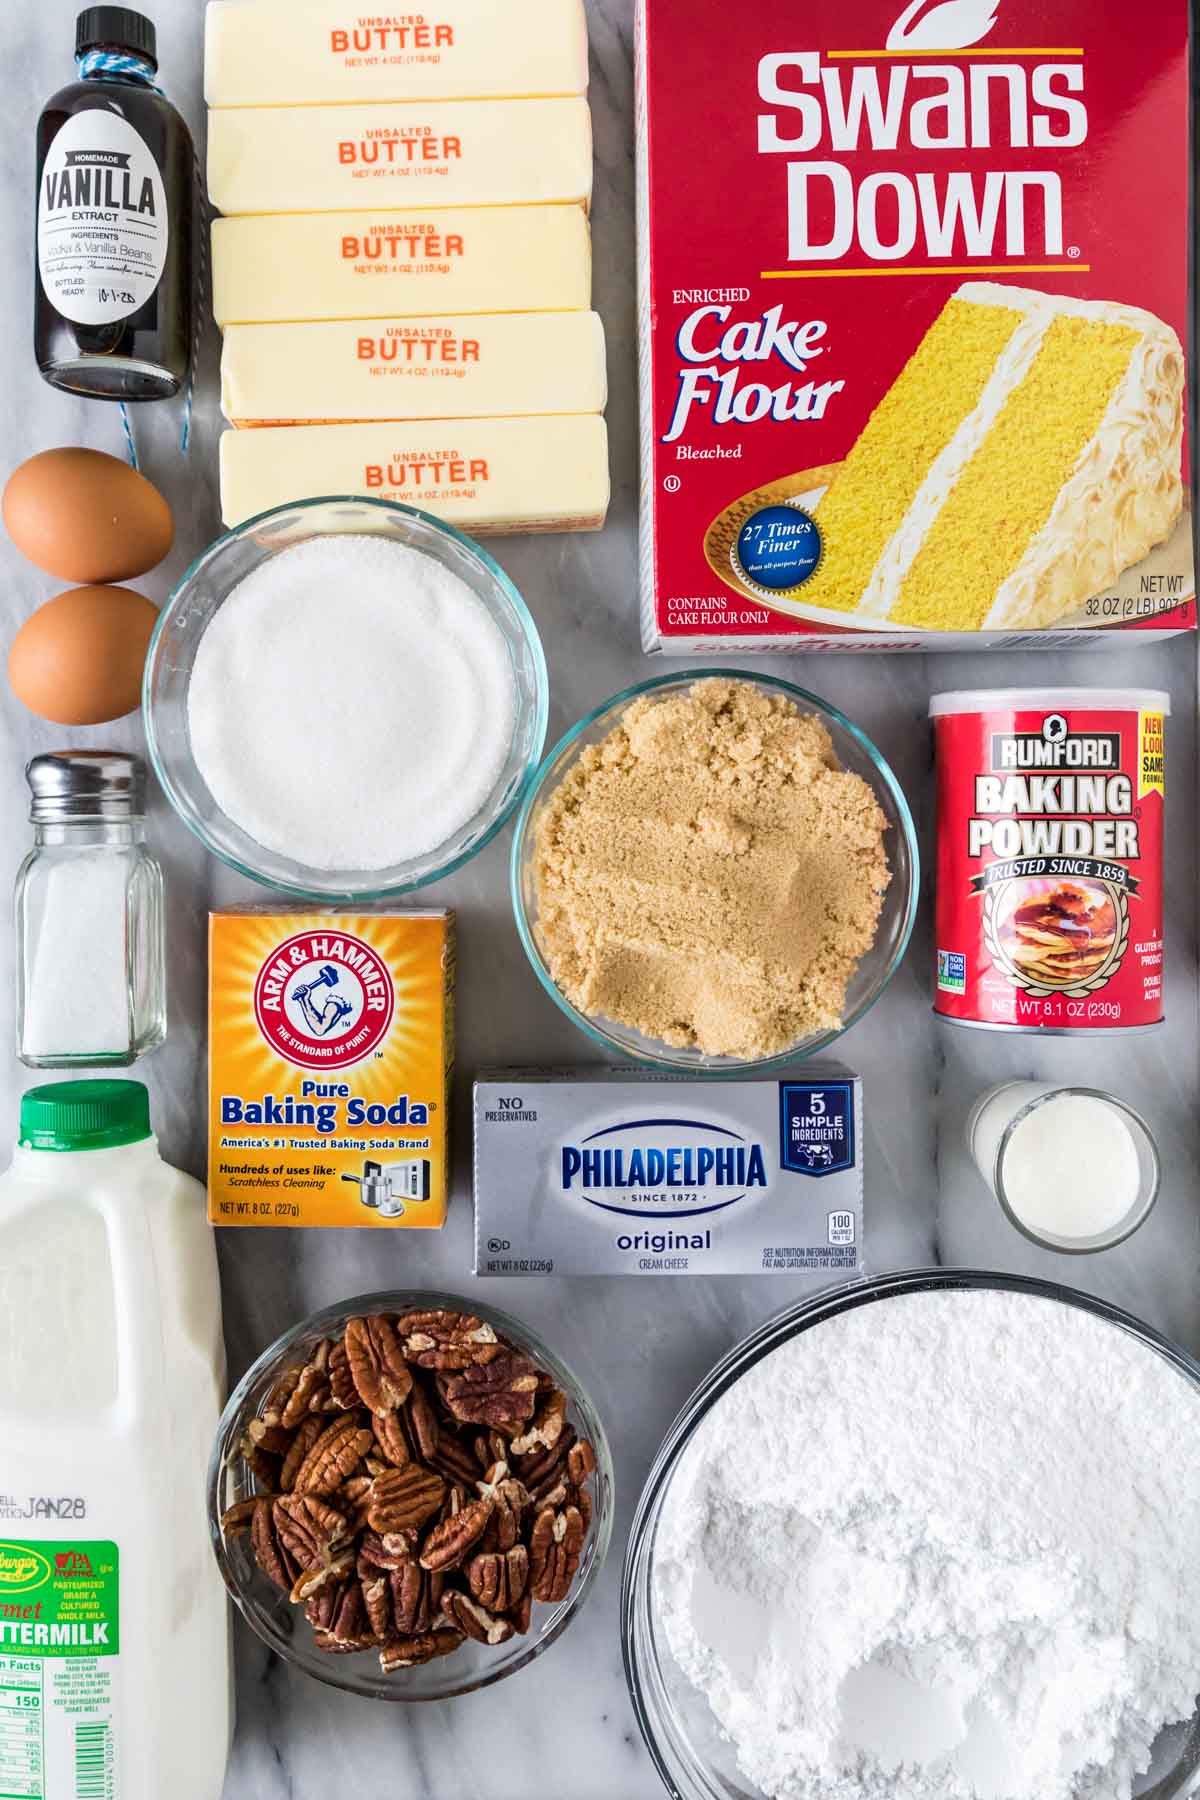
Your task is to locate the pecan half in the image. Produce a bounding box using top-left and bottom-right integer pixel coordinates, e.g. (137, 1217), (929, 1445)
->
(361, 1572), (394, 1639)
(358, 1528), (415, 1572)
(262, 1365), (302, 1429)
(220, 1497), (260, 1537)
(404, 1380), (441, 1460)
(529, 1504), (585, 1605)
(468, 1544), (529, 1613)
(328, 1340), (359, 1411)
(250, 1497), (296, 1592)
(279, 1342), (334, 1427)
(346, 1315), (414, 1415)
(273, 1494), (352, 1600)
(419, 1493), (494, 1573)
(477, 1463), (530, 1553)
(515, 1423), (577, 1504)
(309, 1578), (375, 1651)
(293, 1417), (374, 1497)
(279, 1415), (325, 1492)
(567, 1438), (598, 1486)
(440, 1351), (539, 1431)
(429, 1431), (483, 1488)
(399, 1310), (502, 1371)
(510, 1388), (567, 1458)
(379, 1629), (464, 1672)
(441, 1590), (514, 1647)
(391, 1559), (443, 1637)
(337, 1474), (375, 1534)
(244, 1418), (295, 1459)
(367, 1464), (446, 1535)
(372, 1409), (412, 1468)
(474, 1430), (509, 1471)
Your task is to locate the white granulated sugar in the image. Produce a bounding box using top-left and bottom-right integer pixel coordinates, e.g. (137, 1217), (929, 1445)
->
(187, 535), (517, 870)
(656, 1289), (1200, 1800)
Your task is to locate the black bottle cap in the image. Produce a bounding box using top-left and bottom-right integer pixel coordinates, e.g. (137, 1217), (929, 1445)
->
(75, 7), (158, 68)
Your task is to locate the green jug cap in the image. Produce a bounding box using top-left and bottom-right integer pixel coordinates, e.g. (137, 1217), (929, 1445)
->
(19, 1080), (153, 1152)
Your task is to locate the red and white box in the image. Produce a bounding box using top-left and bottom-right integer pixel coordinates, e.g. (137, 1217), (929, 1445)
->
(636, 0), (1194, 652)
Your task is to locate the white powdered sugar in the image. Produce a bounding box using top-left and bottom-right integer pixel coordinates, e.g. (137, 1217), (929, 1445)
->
(188, 535), (517, 871)
(656, 1288), (1200, 1800)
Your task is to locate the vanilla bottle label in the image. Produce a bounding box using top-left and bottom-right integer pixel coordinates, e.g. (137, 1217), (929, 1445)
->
(37, 111), (168, 328)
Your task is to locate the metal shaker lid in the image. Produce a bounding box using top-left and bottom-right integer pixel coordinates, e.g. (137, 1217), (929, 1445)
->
(26, 751), (147, 822)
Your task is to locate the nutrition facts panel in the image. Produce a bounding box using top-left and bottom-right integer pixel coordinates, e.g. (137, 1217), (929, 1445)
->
(0, 1660), (43, 1798)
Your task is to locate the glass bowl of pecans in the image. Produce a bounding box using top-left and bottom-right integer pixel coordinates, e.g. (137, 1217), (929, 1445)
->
(208, 1291), (613, 1699)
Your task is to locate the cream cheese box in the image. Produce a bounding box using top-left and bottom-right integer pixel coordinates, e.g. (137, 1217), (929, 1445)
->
(208, 96), (593, 216)
(211, 205), (592, 326)
(205, 0), (589, 107)
(220, 415), (610, 532)
(222, 311), (607, 425)
(474, 1070), (864, 1277)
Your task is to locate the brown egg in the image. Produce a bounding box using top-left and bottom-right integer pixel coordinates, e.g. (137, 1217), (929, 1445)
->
(8, 586), (160, 725)
(3, 448), (174, 584)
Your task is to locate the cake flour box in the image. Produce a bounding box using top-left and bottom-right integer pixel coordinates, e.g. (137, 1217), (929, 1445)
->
(636, 0), (1193, 652)
(208, 910), (454, 1227)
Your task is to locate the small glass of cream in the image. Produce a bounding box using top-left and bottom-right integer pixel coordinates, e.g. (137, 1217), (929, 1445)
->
(967, 1082), (1160, 1254)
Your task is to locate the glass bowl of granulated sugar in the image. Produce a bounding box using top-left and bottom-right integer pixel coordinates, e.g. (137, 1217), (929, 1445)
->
(623, 1271), (1200, 1800)
(144, 497), (548, 897)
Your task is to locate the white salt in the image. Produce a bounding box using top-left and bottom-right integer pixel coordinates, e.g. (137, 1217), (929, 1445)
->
(187, 535), (518, 871)
(22, 857), (130, 1056)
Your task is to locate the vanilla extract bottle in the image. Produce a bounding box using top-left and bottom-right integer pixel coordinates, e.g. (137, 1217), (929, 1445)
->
(36, 8), (193, 400)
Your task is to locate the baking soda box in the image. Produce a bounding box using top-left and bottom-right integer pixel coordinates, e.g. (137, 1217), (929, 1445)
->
(636, 0), (1193, 651)
(207, 910), (454, 1227)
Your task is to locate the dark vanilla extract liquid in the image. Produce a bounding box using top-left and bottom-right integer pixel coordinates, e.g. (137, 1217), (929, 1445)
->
(36, 67), (193, 400)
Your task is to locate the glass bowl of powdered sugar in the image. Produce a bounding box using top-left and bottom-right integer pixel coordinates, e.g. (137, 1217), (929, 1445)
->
(144, 497), (547, 896)
(624, 1270), (1200, 1800)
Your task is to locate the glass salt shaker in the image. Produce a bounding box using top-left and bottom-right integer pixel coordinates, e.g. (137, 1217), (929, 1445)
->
(15, 751), (166, 1068)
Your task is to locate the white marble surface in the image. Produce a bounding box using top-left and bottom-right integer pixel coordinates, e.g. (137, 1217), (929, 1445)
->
(2, 2), (1198, 1796)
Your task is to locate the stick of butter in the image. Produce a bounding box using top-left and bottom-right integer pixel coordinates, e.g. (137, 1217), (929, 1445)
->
(222, 312), (607, 425)
(211, 205), (592, 325)
(208, 97), (593, 216)
(220, 416), (610, 533)
(205, 0), (589, 106)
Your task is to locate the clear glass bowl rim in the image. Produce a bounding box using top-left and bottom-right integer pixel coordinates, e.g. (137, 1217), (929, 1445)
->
(509, 667), (920, 1074)
(143, 495), (550, 901)
(208, 1286), (614, 1701)
(621, 1268), (1200, 1800)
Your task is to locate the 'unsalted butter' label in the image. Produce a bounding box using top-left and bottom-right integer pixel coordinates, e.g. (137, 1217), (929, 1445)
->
(211, 205), (592, 326)
(473, 1069), (864, 1276)
(220, 415), (610, 534)
(221, 311), (607, 425)
(208, 96), (593, 216)
(205, 0), (589, 105)
(208, 910), (454, 1229)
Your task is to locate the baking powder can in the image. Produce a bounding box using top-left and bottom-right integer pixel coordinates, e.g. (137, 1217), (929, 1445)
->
(931, 689), (1168, 1034)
